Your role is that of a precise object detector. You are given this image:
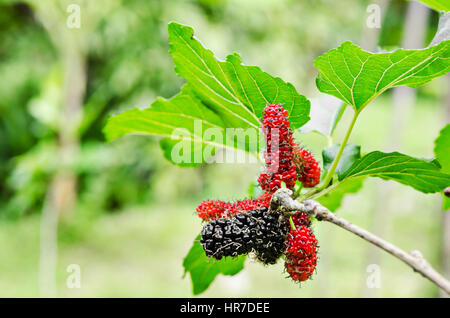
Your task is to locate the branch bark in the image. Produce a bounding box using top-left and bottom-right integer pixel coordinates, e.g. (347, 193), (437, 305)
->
(270, 188), (450, 295)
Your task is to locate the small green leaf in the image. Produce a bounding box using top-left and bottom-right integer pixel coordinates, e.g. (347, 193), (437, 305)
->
(317, 178), (365, 211)
(340, 151), (450, 194)
(314, 40), (450, 112)
(434, 124), (450, 210)
(434, 124), (450, 174)
(183, 235), (246, 295)
(322, 144), (361, 178)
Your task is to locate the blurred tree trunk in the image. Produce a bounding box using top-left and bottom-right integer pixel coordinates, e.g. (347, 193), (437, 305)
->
(55, 44), (86, 218)
(34, 2), (86, 296)
(363, 1), (429, 298)
(440, 74), (450, 298)
(390, 0), (430, 147)
(40, 46), (85, 297)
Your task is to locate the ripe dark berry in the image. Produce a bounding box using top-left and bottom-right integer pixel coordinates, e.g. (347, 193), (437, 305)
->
(200, 207), (288, 263)
(284, 225), (318, 282)
(293, 145), (321, 188)
(251, 208), (289, 265)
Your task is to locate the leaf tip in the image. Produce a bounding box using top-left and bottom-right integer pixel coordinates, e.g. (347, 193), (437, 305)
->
(168, 21), (194, 38)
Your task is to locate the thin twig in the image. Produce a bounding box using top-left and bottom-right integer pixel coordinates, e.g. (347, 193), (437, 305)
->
(270, 188), (450, 295)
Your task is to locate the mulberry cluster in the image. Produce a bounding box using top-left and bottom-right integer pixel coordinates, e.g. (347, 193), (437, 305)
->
(284, 216), (318, 282)
(195, 103), (321, 285)
(293, 145), (321, 188)
(196, 193), (272, 221)
(258, 104), (297, 193)
(200, 207), (288, 264)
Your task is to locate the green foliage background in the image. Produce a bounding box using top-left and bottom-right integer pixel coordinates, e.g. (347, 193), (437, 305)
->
(0, 0), (448, 297)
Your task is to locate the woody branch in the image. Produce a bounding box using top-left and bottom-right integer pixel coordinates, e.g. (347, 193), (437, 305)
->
(270, 188), (450, 295)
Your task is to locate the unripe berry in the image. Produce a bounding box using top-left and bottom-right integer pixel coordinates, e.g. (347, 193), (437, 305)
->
(259, 104), (297, 193)
(196, 194), (272, 221)
(285, 253), (318, 282)
(293, 145), (321, 188)
(284, 225), (318, 282)
(291, 211), (311, 227)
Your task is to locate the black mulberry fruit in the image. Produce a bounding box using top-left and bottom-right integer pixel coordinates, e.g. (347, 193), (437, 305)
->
(200, 207), (288, 264)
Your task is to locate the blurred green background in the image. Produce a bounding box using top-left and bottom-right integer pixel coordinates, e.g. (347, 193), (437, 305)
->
(0, 0), (448, 297)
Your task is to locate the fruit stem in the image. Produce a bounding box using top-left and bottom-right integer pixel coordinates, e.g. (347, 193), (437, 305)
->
(289, 216), (296, 231)
(292, 182), (303, 199)
(300, 111), (359, 200)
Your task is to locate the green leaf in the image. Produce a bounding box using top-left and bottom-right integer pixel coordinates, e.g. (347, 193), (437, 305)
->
(168, 22), (310, 130)
(434, 124), (450, 210)
(317, 178), (365, 211)
(340, 151), (450, 194)
(104, 91), (231, 166)
(322, 144), (361, 178)
(104, 22), (311, 166)
(183, 235), (246, 295)
(300, 95), (346, 137)
(434, 124), (450, 174)
(314, 40), (450, 112)
(159, 138), (207, 168)
(414, 0), (450, 12)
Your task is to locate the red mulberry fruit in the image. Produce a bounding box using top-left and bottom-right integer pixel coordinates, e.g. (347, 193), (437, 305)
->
(196, 194), (272, 221)
(291, 211), (311, 228)
(293, 145), (321, 188)
(284, 225), (318, 282)
(259, 104), (297, 193)
(285, 253), (318, 282)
